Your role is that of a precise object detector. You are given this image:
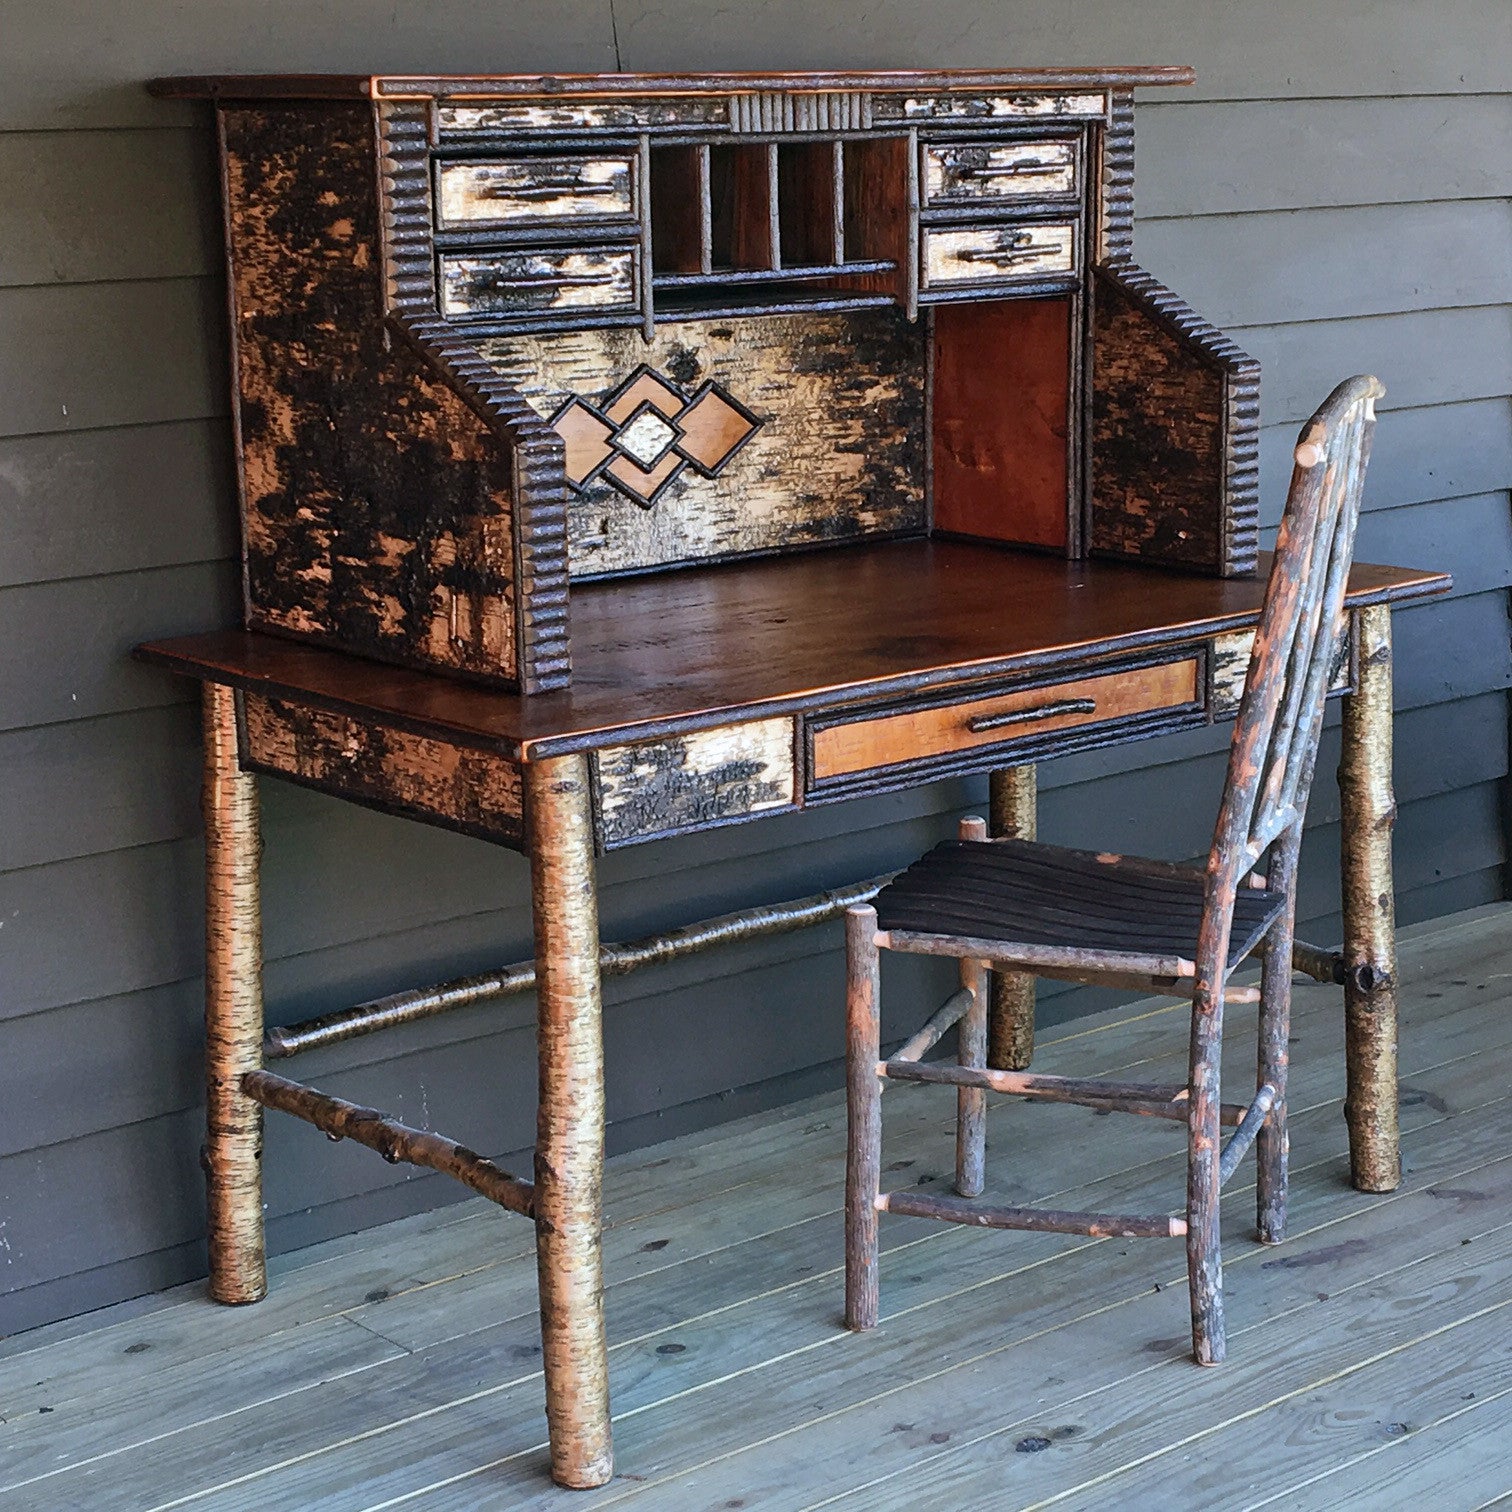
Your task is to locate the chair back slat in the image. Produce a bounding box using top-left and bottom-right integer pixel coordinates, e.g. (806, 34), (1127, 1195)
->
(1208, 377), (1382, 892)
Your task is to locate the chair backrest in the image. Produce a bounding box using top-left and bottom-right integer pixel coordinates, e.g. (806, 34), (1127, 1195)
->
(1206, 375), (1384, 898)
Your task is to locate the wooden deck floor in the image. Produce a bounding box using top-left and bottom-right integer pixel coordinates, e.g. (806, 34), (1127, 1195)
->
(4, 904), (1512, 1511)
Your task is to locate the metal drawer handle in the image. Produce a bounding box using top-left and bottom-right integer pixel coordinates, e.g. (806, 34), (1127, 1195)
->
(966, 697), (1097, 734)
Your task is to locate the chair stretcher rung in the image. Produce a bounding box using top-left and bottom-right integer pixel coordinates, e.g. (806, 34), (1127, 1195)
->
(891, 987), (974, 1064)
(879, 1058), (1254, 1126)
(1218, 1083), (1279, 1187)
(880, 1189), (1185, 1239)
(242, 1069), (535, 1216)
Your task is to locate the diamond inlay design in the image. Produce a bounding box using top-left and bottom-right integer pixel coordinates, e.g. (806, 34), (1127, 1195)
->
(548, 364), (762, 509)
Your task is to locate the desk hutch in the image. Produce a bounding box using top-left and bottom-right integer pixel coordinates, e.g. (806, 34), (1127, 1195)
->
(138, 67), (1448, 1489)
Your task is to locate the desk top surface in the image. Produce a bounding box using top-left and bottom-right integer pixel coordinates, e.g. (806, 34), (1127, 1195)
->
(139, 540), (1450, 761)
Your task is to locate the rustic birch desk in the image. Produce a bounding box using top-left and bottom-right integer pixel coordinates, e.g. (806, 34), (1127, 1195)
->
(138, 67), (1449, 1489)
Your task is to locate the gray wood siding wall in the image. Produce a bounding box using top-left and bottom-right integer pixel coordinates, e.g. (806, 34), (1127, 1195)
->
(2, 2), (1510, 1334)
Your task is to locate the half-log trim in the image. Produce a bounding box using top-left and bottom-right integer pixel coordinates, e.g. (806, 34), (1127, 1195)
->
(242, 1068), (535, 1215)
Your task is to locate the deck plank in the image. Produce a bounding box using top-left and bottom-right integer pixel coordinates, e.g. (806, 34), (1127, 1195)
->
(1260, 1382), (1512, 1511)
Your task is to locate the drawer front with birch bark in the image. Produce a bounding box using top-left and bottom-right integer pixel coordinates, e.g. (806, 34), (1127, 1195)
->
(439, 246), (640, 319)
(592, 717), (797, 848)
(920, 221), (1077, 295)
(921, 140), (1078, 207)
(1209, 628), (1351, 716)
(435, 154), (639, 231)
(806, 655), (1204, 797)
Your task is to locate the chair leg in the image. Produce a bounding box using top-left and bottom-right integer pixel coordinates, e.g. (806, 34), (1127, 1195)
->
(1256, 915), (1295, 1245)
(955, 815), (988, 1199)
(845, 904), (883, 1331)
(956, 954), (988, 1198)
(1187, 979), (1226, 1365)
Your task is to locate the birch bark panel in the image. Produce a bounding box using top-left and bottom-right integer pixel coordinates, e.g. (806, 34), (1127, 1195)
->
(437, 100), (731, 135)
(479, 310), (926, 577)
(874, 92), (1106, 122)
(593, 717), (796, 847)
(222, 104), (520, 684)
(241, 694), (524, 845)
(1090, 273), (1227, 570)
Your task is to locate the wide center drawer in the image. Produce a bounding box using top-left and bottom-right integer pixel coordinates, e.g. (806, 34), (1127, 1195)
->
(808, 656), (1202, 787)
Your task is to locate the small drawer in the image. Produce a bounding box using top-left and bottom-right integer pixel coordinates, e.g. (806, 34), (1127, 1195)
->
(435, 154), (638, 230)
(920, 221), (1077, 292)
(808, 657), (1202, 788)
(439, 246), (639, 319)
(922, 140), (1078, 207)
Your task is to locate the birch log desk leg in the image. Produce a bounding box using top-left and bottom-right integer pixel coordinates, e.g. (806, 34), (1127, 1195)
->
(1340, 603), (1401, 1192)
(527, 753), (614, 1489)
(987, 765), (1037, 1070)
(202, 683), (268, 1304)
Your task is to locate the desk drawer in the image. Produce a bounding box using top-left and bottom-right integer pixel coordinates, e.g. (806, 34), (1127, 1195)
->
(435, 154), (638, 230)
(922, 140), (1078, 207)
(920, 221), (1077, 293)
(807, 656), (1202, 791)
(439, 245), (639, 319)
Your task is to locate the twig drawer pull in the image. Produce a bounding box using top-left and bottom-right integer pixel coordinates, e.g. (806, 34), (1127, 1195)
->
(966, 697), (1097, 734)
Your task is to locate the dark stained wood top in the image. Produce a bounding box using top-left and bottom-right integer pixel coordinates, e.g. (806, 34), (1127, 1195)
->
(137, 540), (1450, 761)
(147, 67), (1195, 102)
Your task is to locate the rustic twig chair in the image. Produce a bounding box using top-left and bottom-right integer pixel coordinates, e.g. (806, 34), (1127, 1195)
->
(844, 375), (1384, 1364)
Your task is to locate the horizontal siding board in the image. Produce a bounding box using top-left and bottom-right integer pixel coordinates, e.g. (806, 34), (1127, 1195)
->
(1393, 590), (1512, 709)
(0, 278), (225, 439)
(2, 3), (1510, 129)
(1347, 492), (1511, 598)
(1139, 200), (1512, 328)
(1260, 399), (1512, 519)
(1231, 306), (1512, 425)
(0, 705), (201, 872)
(0, 422), (235, 589)
(1139, 95), (1512, 218)
(0, 129), (216, 287)
(0, 561), (237, 733)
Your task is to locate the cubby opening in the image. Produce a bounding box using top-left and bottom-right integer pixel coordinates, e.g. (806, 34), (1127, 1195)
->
(931, 296), (1076, 552)
(647, 135), (907, 316)
(649, 144), (709, 274)
(708, 142), (779, 271)
(778, 141), (843, 267)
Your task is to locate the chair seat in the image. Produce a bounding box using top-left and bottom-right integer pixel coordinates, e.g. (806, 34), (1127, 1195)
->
(873, 838), (1287, 975)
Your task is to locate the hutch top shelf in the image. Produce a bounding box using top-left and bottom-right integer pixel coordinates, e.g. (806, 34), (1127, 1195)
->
(158, 67), (1261, 697)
